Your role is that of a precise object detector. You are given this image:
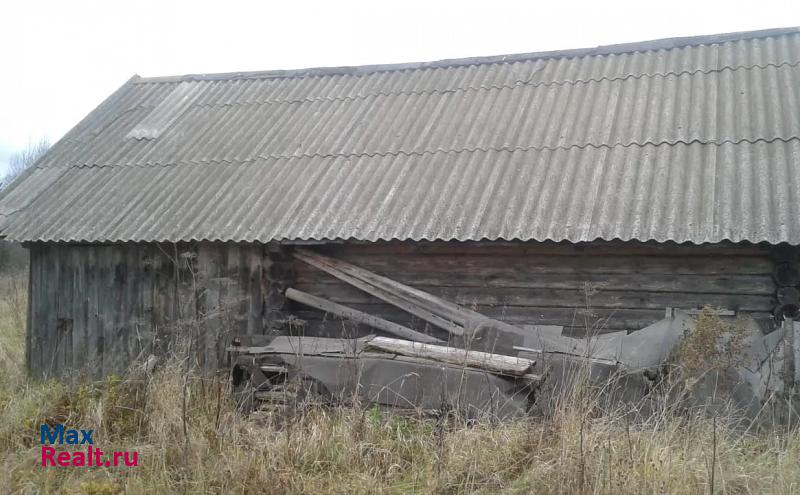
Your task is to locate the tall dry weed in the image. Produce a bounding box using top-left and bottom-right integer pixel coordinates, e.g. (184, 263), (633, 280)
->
(0, 275), (799, 493)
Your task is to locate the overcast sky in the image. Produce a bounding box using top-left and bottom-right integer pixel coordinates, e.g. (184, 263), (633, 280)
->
(1, 0), (798, 174)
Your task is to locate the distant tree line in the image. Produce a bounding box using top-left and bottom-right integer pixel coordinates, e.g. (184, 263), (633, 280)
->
(0, 139), (51, 271)
(2, 138), (50, 189)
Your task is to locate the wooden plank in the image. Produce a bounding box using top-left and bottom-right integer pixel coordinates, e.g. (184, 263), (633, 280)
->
(247, 245), (264, 335)
(67, 247), (82, 373)
(226, 243), (246, 339)
(364, 336), (535, 376)
(126, 245), (141, 364)
(286, 288), (442, 343)
(297, 250), (475, 326)
(118, 246), (134, 372)
(152, 246), (172, 357)
(89, 251), (100, 370)
(294, 250), (466, 336)
(69, 246), (85, 373)
(57, 247), (73, 372)
(137, 244), (156, 361)
(179, 244), (199, 331)
(110, 247), (124, 375)
(196, 243), (217, 368)
(37, 246), (49, 376)
(260, 365), (288, 373)
(44, 245), (60, 376)
(35, 246), (48, 376)
(295, 249), (530, 343)
(98, 247), (113, 377)
(25, 246), (33, 373)
(28, 245), (42, 375)
(51, 248), (62, 375)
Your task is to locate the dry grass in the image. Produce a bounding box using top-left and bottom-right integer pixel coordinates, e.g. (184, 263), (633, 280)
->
(1, 273), (799, 494)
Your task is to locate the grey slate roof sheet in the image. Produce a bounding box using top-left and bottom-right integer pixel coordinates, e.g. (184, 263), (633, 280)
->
(3, 27), (800, 244)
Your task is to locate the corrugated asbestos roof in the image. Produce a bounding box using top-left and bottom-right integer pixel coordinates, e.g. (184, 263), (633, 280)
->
(3, 27), (800, 244)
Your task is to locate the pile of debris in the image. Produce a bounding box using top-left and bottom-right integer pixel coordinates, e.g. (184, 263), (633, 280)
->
(228, 250), (799, 423)
(229, 335), (540, 418)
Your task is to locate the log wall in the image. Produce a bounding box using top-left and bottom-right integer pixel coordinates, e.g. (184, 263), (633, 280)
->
(292, 241), (780, 338)
(27, 240), (785, 377)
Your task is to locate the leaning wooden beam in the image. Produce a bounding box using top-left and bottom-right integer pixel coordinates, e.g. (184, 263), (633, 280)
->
(294, 249), (527, 341)
(296, 249), (469, 324)
(294, 250), (466, 336)
(364, 336), (535, 376)
(285, 288), (443, 344)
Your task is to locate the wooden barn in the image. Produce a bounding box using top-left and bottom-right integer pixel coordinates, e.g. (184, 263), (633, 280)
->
(1, 28), (799, 378)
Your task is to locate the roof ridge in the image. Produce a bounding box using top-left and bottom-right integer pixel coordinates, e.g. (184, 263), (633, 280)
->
(53, 136), (800, 170)
(134, 26), (800, 83)
(164, 60), (800, 108)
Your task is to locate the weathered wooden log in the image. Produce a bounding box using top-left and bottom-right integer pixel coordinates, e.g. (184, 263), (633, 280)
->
(364, 336), (535, 376)
(294, 250), (466, 336)
(285, 288), (442, 344)
(299, 250), (480, 325)
(294, 249), (529, 347)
